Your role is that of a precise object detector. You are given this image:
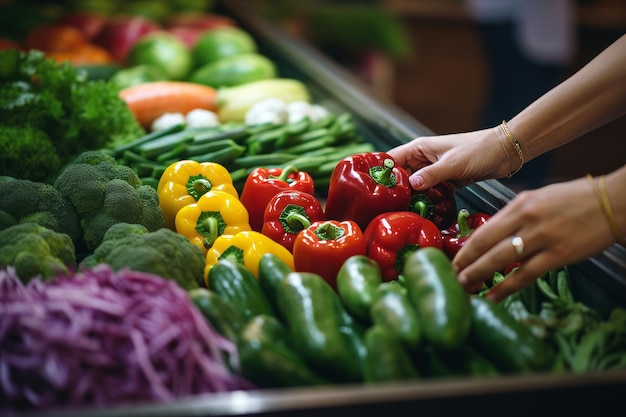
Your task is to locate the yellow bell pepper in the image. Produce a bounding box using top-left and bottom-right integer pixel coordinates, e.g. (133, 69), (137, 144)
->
(176, 190), (251, 255)
(157, 160), (239, 230)
(204, 230), (295, 285)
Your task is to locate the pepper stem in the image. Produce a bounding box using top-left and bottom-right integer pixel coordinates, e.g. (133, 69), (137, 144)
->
(219, 245), (245, 264)
(456, 209), (472, 237)
(314, 222), (345, 241)
(196, 211), (226, 249)
(279, 204), (311, 234)
(369, 158), (397, 187)
(187, 174), (212, 201)
(274, 165), (299, 183)
(409, 194), (434, 218)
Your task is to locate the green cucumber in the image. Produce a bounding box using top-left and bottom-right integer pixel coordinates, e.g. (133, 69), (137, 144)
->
(275, 271), (365, 383)
(208, 260), (275, 321)
(189, 288), (247, 343)
(363, 324), (419, 383)
(238, 315), (328, 388)
(258, 253), (293, 310)
(469, 296), (554, 373)
(336, 255), (382, 322)
(370, 280), (423, 352)
(419, 345), (500, 379)
(403, 247), (471, 351)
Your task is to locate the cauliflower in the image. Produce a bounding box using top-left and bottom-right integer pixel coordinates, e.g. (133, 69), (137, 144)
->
(244, 98), (330, 126)
(186, 108), (220, 128)
(151, 112), (186, 132)
(150, 109), (221, 132)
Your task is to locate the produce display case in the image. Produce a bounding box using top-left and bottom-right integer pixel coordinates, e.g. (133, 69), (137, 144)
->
(21, 0), (626, 415)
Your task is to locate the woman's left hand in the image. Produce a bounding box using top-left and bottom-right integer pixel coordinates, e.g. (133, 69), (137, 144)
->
(453, 176), (616, 302)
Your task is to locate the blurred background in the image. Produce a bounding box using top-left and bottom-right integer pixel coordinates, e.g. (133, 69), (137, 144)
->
(251, 0), (626, 191)
(2, 0), (625, 191)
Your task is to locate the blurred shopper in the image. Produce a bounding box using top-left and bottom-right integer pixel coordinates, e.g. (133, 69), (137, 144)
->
(465, 0), (576, 189)
(388, 34), (626, 302)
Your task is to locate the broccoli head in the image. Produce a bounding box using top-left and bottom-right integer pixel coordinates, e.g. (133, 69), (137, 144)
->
(80, 225), (205, 291)
(0, 222), (77, 283)
(53, 150), (165, 249)
(0, 124), (63, 183)
(0, 177), (81, 242)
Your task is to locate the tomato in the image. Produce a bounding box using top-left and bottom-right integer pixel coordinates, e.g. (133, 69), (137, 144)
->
(23, 25), (88, 52)
(0, 37), (21, 51)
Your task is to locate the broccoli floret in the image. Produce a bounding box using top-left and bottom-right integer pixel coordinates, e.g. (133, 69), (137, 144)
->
(79, 226), (205, 291)
(54, 150), (165, 249)
(0, 222), (77, 283)
(80, 222), (149, 268)
(0, 124), (63, 182)
(0, 177), (81, 242)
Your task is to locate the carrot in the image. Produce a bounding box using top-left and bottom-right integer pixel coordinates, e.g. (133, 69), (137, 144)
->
(119, 81), (218, 130)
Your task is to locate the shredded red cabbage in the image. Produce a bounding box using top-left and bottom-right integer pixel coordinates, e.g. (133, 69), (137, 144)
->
(0, 265), (255, 410)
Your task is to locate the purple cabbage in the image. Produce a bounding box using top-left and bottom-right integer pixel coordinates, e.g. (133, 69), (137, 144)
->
(0, 265), (254, 411)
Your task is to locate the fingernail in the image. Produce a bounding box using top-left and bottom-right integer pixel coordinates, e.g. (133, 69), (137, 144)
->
(410, 175), (424, 188)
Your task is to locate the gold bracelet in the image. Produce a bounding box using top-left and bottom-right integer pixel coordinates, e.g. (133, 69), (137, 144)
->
(500, 120), (524, 178)
(586, 173), (625, 246)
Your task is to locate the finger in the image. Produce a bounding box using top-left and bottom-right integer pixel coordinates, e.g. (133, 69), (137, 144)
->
(483, 253), (559, 302)
(386, 141), (423, 168)
(453, 196), (531, 270)
(456, 234), (526, 291)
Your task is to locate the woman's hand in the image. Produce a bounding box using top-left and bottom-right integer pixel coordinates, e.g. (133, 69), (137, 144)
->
(387, 127), (515, 191)
(453, 176), (616, 302)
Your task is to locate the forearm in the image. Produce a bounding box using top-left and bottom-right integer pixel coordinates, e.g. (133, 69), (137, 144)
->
(507, 34), (626, 162)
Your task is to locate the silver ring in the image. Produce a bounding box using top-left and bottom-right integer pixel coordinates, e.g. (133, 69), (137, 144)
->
(511, 235), (524, 256)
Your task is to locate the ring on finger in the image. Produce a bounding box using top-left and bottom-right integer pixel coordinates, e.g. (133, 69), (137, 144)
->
(511, 235), (524, 257)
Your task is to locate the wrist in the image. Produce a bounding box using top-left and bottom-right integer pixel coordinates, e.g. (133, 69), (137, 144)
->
(494, 123), (524, 178)
(587, 165), (626, 246)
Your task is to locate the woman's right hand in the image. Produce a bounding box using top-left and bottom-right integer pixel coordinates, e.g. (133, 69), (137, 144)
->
(387, 126), (517, 191)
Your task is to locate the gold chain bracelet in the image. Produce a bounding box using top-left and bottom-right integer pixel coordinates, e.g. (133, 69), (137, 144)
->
(501, 120), (524, 178)
(586, 173), (625, 246)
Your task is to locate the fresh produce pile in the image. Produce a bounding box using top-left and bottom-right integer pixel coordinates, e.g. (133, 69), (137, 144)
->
(1, 1), (626, 414)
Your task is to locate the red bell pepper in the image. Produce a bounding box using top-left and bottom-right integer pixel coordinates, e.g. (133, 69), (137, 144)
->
(292, 220), (367, 289)
(262, 189), (325, 252)
(364, 211), (443, 282)
(440, 209), (491, 259)
(240, 165), (315, 232)
(407, 180), (458, 229)
(324, 152), (412, 231)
